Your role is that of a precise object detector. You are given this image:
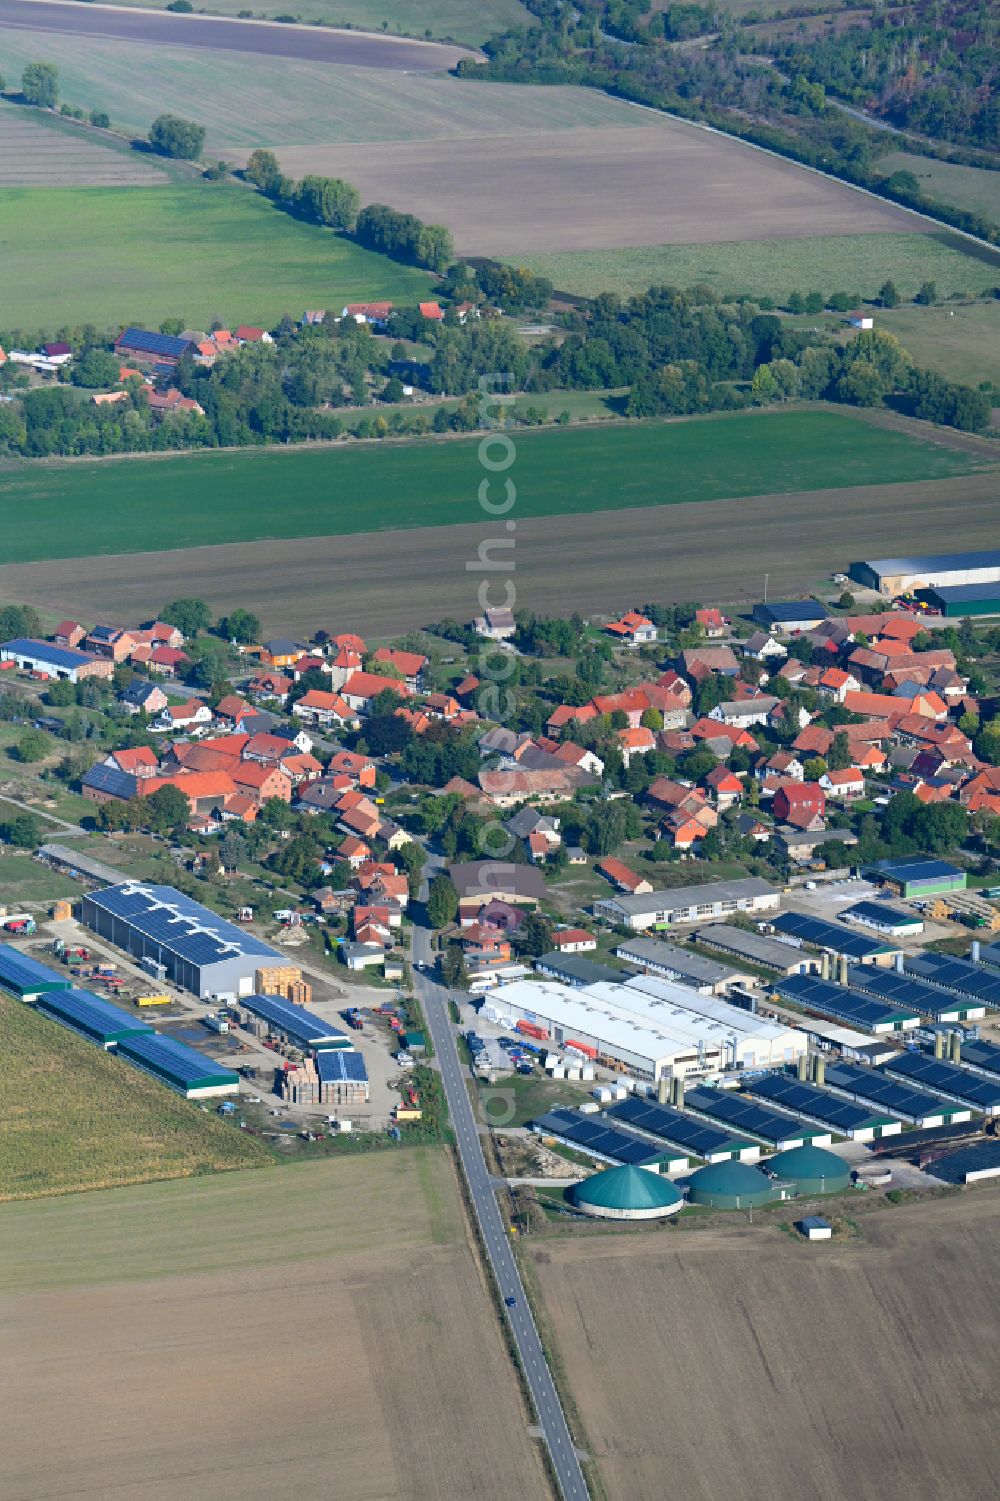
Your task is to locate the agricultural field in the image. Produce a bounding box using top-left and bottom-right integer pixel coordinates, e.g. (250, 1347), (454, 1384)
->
(0, 993), (272, 1201)
(0, 851), (84, 905)
(0, 1150), (551, 1501)
(274, 118), (914, 257)
(532, 1191), (1000, 1501)
(0, 449), (995, 637)
(0, 98), (167, 186)
(105, 0), (530, 47)
(866, 301), (1000, 390)
(516, 230), (1000, 302)
(0, 182), (433, 329)
(878, 150), (1000, 230)
(0, 30), (644, 153)
(0, 409), (982, 564)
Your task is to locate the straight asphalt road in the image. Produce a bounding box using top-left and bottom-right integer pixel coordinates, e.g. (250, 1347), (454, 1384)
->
(411, 914), (590, 1501)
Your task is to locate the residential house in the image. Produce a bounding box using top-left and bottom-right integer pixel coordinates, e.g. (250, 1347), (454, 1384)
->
(292, 689), (358, 729)
(705, 766), (743, 809)
(474, 607), (516, 642)
(550, 928), (597, 953)
(792, 724), (835, 759)
(695, 608), (727, 639)
(370, 647), (427, 689)
(591, 688), (649, 729)
(234, 325), (273, 345)
(680, 646), (739, 679)
(145, 389), (204, 419)
(820, 768), (866, 799)
(341, 671), (412, 714)
(341, 302), (392, 327)
(146, 646), (189, 678)
(424, 693), (462, 721)
(328, 751), (377, 787)
(603, 610), (657, 646)
(773, 782), (827, 830)
(709, 696), (778, 729)
(54, 621), (86, 649)
(249, 672), (292, 702)
(104, 745), (159, 779)
(478, 766), (592, 807)
(119, 678), (168, 717)
(261, 639), (302, 670)
(817, 668), (860, 703)
(619, 726), (656, 766)
(156, 700), (213, 732)
(84, 625), (135, 663)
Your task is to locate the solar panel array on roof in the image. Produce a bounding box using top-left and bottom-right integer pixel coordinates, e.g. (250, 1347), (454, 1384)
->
(873, 858), (963, 884)
(0, 945), (70, 996)
(316, 1049), (368, 1083)
(0, 638), (99, 671)
(36, 987), (153, 1044)
(608, 1095), (751, 1159)
(531, 1108), (668, 1167)
(846, 964), (964, 1018)
(746, 1071), (890, 1133)
(117, 326), (193, 359)
(931, 1140), (1000, 1185)
(885, 1052), (1000, 1111)
(824, 1062), (960, 1122)
(906, 953), (1000, 1008)
(243, 992), (347, 1045)
(777, 974), (918, 1031)
(87, 883), (282, 966)
(82, 764), (140, 801)
(960, 1039), (1000, 1078)
(772, 911), (890, 958)
(683, 1085), (818, 1145)
(841, 900), (921, 930)
(117, 1032), (238, 1086)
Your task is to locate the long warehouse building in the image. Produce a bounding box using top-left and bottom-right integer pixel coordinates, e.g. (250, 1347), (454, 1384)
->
(849, 549), (1000, 597)
(81, 882), (286, 999)
(487, 973), (805, 1084)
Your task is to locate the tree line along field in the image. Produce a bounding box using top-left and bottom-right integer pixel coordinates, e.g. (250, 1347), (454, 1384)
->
(0, 1151), (551, 1501)
(862, 301), (1000, 390)
(531, 1192), (1000, 1501)
(100, 0), (531, 47)
(877, 151), (1000, 230)
(0, 409), (985, 565)
(0, 183), (433, 329)
(515, 230), (1000, 304)
(0, 993), (271, 1201)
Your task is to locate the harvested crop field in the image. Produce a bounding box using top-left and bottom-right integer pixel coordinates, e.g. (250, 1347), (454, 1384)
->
(2, 467), (996, 638)
(0, 98), (166, 185)
(274, 118), (915, 255)
(0, 409), (980, 564)
(0, 1151), (550, 1501)
(532, 1191), (1000, 1501)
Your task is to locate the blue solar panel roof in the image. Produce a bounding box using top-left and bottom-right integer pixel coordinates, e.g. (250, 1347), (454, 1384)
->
(906, 953), (1000, 1008)
(243, 992), (347, 1043)
(608, 1095), (751, 1158)
(885, 1053), (1000, 1110)
(117, 326), (193, 358)
(772, 911), (890, 958)
(872, 858), (963, 883)
(846, 964), (966, 1019)
(0, 945), (70, 994)
(1, 637), (98, 670)
(118, 1032), (239, 1084)
(316, 1049), (368, 1083)
(961, 1039), (1000, 1078)
(684, 1085), (818, 1144)
(747, 1072), (890, 1131)
(824, 1062), (958, 1121)
(532, 1108), (668, 1167)
(777, 974), (919, 1030)
(37, 987), (153, 1041)
(87, 883), (282, 966)
(842, 901), (921, 929)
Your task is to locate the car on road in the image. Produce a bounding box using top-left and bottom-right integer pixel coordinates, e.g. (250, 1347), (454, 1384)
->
(504, 1296), (517, 1308)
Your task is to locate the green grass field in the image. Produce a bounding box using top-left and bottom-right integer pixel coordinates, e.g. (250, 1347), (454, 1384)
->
(0, 852), (84, 904)
(0, 31), (644, 154)
(868, 302), (1000, 389)
(100, 0), (529, 47)
(0, 993), (272, 1201)
(877, 151), (1000, 231)
(0, 1146), (456, 1289)
(0, 410), (985, 563)
(0, 182), (433, 328)
(515, 231), (1000, 303)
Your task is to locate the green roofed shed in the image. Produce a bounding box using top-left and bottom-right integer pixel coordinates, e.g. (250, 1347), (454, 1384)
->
(573, 1164), (683, 1220)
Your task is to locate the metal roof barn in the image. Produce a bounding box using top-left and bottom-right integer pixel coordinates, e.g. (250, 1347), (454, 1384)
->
(608, 1095), (759, 1163)
(531, 1108), (673, 1170)
(683, 1084), (830, 1149)
(959, 1038), (1000, 1081)
(776, 973), (920, 1034)
(924, 583), (1000, 618)
(242, 993), (350, 1049)
(883, 1052), (1000, 1116)
(745, 1071), (899, 1141)
(572, 1164), (684, 1219)
(35, 987), (154, 1047)
(0, 945), (72, 1002)
(823, 1061), (970, 1127)
(81, 882), (284, 999)
(906, 953), (1000, 1011)
(850, 550), (1000, 596)
(847, 963), (986, 1023)
(869, 858), (967, 898)
(840, 900), (924, 937)
(771, 911), (895, 961)
(116, 1033), (239, 1097)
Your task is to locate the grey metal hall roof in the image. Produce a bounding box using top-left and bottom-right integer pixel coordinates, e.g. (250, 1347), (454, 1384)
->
(856, 551), (1000, 577)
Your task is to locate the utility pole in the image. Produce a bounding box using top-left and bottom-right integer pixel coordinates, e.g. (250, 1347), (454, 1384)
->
(763, 573), (769, 604)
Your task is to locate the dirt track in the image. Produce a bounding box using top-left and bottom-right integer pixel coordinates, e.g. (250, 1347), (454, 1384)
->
(533, 1191), (1000, 1501)
(0, 0), (474, 68)
(0, 470), (994, 637)
(275, 120), (915, 254)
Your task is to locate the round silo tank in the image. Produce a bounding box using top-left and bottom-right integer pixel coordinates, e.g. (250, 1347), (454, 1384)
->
(767, 1144), (851, 1196)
